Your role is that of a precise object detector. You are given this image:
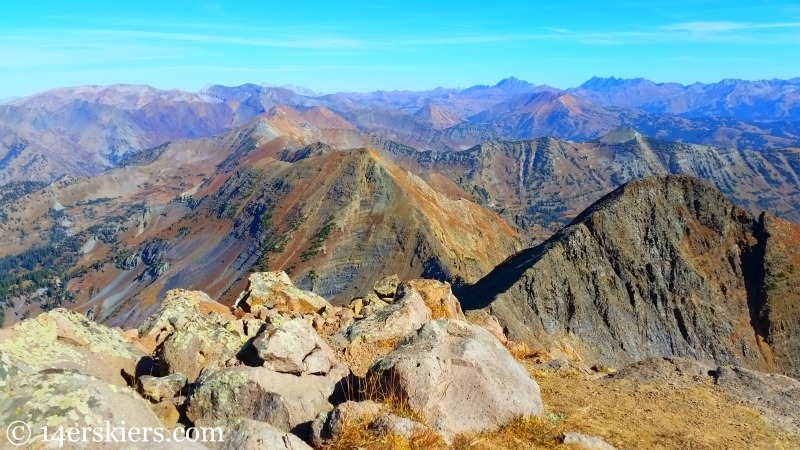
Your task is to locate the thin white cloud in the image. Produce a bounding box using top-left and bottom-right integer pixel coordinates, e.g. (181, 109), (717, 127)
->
(663, 20), (800, 34)
(1, 16), (799, 72)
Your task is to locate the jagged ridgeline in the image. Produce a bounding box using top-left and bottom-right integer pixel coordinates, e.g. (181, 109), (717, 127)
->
(383, 129), (800, 236)
(1, 108), (799, 331)
(0, 132), (521, 327)
(458, 175), (800, 378)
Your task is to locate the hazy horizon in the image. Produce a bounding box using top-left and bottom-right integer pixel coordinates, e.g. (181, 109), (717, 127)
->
(2, 0), (799, 99)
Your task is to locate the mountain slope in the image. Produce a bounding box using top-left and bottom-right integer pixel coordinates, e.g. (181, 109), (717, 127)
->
(468, 91), (625, 140)
(414, 104), (462, 129)
(383, 130), (800, 236)
(86, 147), (520, 326)
(457, 175), (800, 377)
(0, 116), (521, 327)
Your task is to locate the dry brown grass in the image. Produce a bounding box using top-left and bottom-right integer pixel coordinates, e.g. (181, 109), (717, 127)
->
(505, 340), (550, 362)
(530, 362), (800, 450)
(324, 371), (446, 450)
(320, 414), (445, 450)
(450, 415), (566, 450)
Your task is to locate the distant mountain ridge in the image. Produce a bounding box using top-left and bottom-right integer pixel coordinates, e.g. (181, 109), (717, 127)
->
(3, 75), (800, 186)
(571, 76), (800, 120)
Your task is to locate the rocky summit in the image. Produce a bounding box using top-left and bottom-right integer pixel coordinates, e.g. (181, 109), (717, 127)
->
(459, 175), (800, 378)
(0, 262), (798, 449)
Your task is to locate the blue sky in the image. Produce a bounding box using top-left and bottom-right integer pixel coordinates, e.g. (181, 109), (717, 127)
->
(1, 0), (799, 98)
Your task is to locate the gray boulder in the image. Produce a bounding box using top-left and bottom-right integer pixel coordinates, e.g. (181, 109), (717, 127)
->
(248, 319), (345, 377)
(138, 373), (188, 402)
(367, 319), (543, 442)
(213, 418), (312, 450)
(563, 432), (617, 450)
(187, 364), (345, 433)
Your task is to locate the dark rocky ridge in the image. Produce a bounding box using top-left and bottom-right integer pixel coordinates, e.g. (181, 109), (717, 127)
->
(458, 175), (800, 377)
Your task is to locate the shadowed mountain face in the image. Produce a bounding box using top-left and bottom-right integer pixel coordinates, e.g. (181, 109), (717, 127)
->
(457, 175), (800, 377)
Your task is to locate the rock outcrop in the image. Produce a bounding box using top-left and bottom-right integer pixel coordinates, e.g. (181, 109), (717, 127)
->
(0, 369), (163, 448)
(331, 285), (432, 349)
(138, 289), (245, 382)
(187, 315), (349, 435)
(399, 279), (464, 320)
(713, 365), (800, 434)
(0, 309), (147, 386)
(609, 356), (800, 435)
(459, 175), (800, 376)
(235, 272), (331, 316)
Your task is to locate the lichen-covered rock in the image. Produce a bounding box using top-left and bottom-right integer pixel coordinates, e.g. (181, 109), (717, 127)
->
(138, 290), (246, 382)
(186, 369), (292, 431)
(373, 274), (400, 299)
(138, 289), (235, 343)
(0, 370), (162, 447)
(368, 319), (543, 442)
(234, 271), (331, 315)
(139, 373), (188, 402)
(0, 309), (146, 386)
(400, 279), (464, 320)
(187, 365), (345, 433)
(247, 318), (346, 377)
(331, 288), (431, 348)
(214, 419), (312, 450)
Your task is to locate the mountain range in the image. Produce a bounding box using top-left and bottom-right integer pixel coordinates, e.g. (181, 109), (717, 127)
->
(3, 71), (800, 449)
(1, 77), (800, 362)
(3, 76), (800, 186)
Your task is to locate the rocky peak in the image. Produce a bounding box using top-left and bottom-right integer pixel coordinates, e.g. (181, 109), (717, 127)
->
(413, 103), (462, 129)
(493, 76), (536, 92)
(597, 126), (644, 145)
(578, 76), (649, 91)
(459, 175), (800, 376)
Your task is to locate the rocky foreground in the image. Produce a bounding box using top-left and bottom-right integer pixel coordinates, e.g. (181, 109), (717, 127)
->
(1, 270), (799, 449)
